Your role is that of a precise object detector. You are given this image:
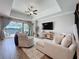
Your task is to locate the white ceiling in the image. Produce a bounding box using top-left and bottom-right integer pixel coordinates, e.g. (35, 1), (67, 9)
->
(12, 0), (27, 13)
(12, 0), (61, 16)
(11, 0), (78, 20)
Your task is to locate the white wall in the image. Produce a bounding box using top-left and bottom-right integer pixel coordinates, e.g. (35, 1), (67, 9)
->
(37, 13), (75, 35)
(36, 0), (78, 34)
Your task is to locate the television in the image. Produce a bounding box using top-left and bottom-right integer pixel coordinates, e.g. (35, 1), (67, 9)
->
(42, 22), (53, 30)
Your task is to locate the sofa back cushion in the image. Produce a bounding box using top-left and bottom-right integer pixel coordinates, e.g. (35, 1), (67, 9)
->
(54, 33), (65, 44)
(61, 34), (72, 48)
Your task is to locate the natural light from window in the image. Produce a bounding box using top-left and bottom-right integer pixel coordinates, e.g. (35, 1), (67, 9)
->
(4, 21), (30, 38)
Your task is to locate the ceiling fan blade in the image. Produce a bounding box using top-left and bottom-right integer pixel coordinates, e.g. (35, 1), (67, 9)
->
(33, 10), (38, 12)
(33, 13), (37, 15)
(29, 13), (32, 15)
(28, 8), (31, 11)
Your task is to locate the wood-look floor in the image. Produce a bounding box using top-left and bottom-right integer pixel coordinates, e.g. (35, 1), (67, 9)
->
(77, 49), (79, 59)
(0, 38), (29, 59)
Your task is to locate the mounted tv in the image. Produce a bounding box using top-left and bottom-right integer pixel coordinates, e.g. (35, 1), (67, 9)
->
(42, 22), (53, 30)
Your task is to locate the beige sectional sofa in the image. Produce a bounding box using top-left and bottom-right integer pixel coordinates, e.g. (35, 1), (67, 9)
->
(36, 35), (77, 59)
(36, 24), (78, 59)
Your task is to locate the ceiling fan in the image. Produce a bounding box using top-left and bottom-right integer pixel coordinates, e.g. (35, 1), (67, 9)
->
(25, 6), (38, 15)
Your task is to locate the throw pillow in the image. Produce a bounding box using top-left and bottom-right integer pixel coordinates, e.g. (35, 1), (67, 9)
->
(61, 34), (72, 48)
(46, 32), (54, 40)
(54, 33), (65, 44)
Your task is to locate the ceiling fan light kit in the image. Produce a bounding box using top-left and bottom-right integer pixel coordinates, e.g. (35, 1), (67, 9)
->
(25, 6), (38, 16)
(25, 0), (38, 15)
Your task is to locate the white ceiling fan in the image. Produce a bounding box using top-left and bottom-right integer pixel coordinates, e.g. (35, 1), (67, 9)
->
(25, 6), (38, 15)
(25, 0), (38, 15)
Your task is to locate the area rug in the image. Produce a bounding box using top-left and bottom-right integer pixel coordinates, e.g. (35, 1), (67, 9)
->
(21, 46), (51, 59)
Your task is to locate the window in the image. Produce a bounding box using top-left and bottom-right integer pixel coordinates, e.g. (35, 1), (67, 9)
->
(24, 23), (29, 35)
(4, 21), (33, 38)
(4, 21), (22, 37)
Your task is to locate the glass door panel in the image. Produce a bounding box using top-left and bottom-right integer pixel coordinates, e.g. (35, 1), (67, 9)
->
(4, 21), (22, 38)
(24, 23), (29, 35)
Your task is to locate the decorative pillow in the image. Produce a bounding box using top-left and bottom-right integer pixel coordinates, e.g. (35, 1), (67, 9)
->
(61, 34), (72, 48)
(46, 32), (54, 40)
(54, 33), (65, 44)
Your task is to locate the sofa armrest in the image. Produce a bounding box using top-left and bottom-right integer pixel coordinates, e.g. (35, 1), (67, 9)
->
(69, 44), (77, 51)
(68, 43), (77, 56)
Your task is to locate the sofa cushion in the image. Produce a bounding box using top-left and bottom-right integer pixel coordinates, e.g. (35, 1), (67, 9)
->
(61, 34), (72, 48)
(54, 34), (65, 44)
(36, 40), (45, 48)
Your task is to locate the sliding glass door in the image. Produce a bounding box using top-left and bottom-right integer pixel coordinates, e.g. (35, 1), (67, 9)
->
(4, 21), (33, 38)
(4, 21), (22, 38)
(24, 23), (29, 35)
